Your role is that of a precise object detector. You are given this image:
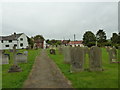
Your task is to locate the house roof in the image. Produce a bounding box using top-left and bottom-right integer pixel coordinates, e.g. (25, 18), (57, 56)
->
(68, 41), (83, 44)
(62, 40), (70, 44)
(0, 33), (24, 41)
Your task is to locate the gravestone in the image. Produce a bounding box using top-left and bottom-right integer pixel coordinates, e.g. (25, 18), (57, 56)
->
(89, 46), (102, 71)
(84, 46), (89, 55)
(118, 46), (120, 62)
(24, 51), (28, 56)
(8, 46), (22, 72)
(58, 46), (63, 54)
(108, 47), (117, 63)
(0, 54), (9, 65)
(70, 47), (84, 72)
(63, 46), (71, 64)
(15, 53), (27, 63)
(50, 49), (56, 55)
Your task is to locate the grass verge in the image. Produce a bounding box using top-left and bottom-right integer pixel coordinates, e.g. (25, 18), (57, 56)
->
(2, 49), (40, 88)
(47, 48), (118, 88)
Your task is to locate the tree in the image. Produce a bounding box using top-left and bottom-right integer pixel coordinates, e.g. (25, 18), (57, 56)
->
(83, 31), (96, 46)
(27, 36), (34, 48)
(96, 29), (107, 43)
(118, 32), (120, 44)
(111, 33), (118, 44)
(33, 35), (45, 41)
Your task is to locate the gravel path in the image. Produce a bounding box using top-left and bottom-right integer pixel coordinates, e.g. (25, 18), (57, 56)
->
(23, 49), (72, 88)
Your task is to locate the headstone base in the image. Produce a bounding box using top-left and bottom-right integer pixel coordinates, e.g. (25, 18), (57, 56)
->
(8, 65), (22, 73)
(89, 68), (103, 72)
(70, 65), (84, 73)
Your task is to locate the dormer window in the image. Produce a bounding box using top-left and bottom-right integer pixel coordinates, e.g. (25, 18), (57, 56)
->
(9, 40), (12, 43)
(20, 38), (23, 41)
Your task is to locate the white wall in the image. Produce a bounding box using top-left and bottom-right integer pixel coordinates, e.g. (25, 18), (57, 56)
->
(17, 33), (29, 49)
(0, 33), (29, 50)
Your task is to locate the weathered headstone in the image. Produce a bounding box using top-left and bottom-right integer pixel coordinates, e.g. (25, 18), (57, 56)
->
(70, 47), (84, 72)
(50, 49), (56, 55)
(58, 46), (63, 54)
(8, 46), (22, 72)
(84, 46), (89, 55)
(107, 47), (117, 63)
(1, 54), (9, 64)
(15, 53), (27, 63)
(89, 46), (102, 71)
(63, 46), (71, 64)
(118, 46), (120, 62)
(24, 51), (28, 56)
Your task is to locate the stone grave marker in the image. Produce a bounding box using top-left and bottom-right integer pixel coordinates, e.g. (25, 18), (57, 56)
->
(63, 46), (71, 64)
(15, 53), (27, 63)
(8, 46), (22, 72)
(2, 54), (9, 64)
(70, 47), (84, 72)
(24, 51), (28, 56)
(58, 46), (63, 54)
(50, 49), (56, 55)
(108, 47), (117, 63)
(84, 46), (89, 55)
(89, 46), (102, 71)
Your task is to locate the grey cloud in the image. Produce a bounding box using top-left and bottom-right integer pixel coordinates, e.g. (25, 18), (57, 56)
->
(1, 2), (118, 40)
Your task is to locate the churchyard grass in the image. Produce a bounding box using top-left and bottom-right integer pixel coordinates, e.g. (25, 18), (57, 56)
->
(47, 48), (119, 88)
(2, 49), (40, 88)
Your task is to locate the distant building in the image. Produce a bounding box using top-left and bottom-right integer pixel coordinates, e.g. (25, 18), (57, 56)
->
(0, 33), (29, 50)
(62, 40), (70, 46)
(68, 41), (84, 47)
(34, 39), (44, 49)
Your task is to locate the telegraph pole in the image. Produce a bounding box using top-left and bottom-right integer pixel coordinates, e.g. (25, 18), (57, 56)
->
(74, 34), (76, 46)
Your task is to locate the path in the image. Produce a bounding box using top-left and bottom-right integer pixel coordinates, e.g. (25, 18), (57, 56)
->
(23, 49), (72, 88)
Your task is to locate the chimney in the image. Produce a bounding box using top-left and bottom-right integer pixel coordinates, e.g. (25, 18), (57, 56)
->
(14, 32), (16, 35)
(14, 32), (16, 38)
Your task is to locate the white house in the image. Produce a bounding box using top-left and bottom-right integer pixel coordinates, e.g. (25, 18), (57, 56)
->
(68, 41), (84, 47)
(0, 33), (29, 50)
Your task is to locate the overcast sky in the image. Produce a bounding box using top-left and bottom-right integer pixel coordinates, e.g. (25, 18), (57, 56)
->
(1, 2), (118, 40)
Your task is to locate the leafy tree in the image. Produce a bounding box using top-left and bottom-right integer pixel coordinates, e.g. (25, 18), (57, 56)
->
(33, 35), (45, 41)
(111, 33), (118, 44)
(83, 31), (96, 46)
(118, 32), (120, 44)
(27, 36), (34, 48)
(96, 29), (107, 43)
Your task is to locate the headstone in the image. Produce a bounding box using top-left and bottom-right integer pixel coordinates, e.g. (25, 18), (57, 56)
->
(58, 46), (63, 54)
(89, 46), (102, 71)
(63, 46), (71, 64)
(118, 46), (120, 62)
(24, 51), (28, 56)
(70, 47), (84, 72)
(50, 49), (56, 55)
(8, 46), (22, 72)
(84, 46), (89, 55)
(15, 53), (27, 63)
(108, 47), (117, 63)
(1, 54), (9, 64)
(8, 65), (22, 72)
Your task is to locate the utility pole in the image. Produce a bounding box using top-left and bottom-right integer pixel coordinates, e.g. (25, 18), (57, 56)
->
(74, 34), (75, 41)
(74, 34), (76, 46)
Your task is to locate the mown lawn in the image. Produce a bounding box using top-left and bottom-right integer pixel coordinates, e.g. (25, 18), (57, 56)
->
(2, 49), (40, 88)
(47, 48), (119, 88)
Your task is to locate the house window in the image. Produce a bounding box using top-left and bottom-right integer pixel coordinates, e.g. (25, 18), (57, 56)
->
(20, 43), (23, 47)
(20, 38), (23, 41)
(14, 44), (17, 47)
(6, 45), (9, 47)
(9, 40), (12, 43)
(1, 40), (3, 43)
